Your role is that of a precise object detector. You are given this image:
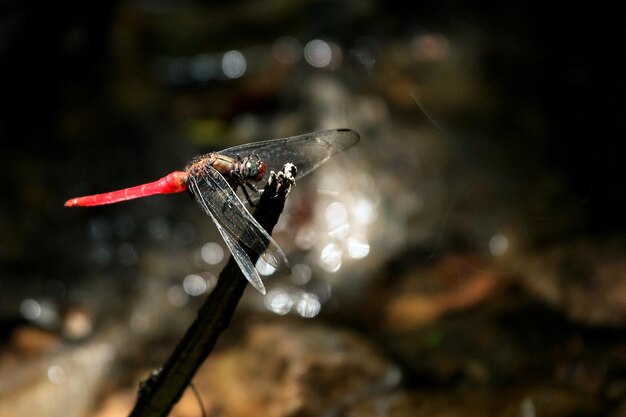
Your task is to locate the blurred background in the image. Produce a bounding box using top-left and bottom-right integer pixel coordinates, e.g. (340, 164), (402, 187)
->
(1, 1), (625, 416)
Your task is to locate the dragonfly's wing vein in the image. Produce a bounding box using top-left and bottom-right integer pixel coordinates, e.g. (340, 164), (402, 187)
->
(220, 128), (359, 180)
(214, 219), (266, 294)
(187, 165), (289, 272)
(189, 177), (265, 293)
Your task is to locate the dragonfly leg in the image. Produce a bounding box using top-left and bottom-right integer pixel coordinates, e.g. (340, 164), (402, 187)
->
(241, 185), (256, 207)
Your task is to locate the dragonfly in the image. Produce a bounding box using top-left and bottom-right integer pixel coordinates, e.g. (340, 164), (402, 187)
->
(65, 128), (360, 294)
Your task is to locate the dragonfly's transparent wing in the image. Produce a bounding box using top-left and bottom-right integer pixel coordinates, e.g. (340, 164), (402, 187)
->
(187, 164), (289, 272)
(220, 128), (360, 180)
(214, 218), (266, 294)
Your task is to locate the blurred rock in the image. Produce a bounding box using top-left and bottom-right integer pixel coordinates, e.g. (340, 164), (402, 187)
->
(380, 255), (505, 331)
(195, 320), (400, 417)
(496, 386), (604, 417)
(385, 308), (527, 385)
(347, 385), (604, 417)
(91, 392), (134, 417)
(346, 389), (498, 417)
(6, 326), (60, 357)
(0, 338), (115, 417)
(517, 237), (626, 326)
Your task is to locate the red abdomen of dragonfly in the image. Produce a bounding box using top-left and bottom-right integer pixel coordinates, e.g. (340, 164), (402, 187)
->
(64, 171), (188, 207)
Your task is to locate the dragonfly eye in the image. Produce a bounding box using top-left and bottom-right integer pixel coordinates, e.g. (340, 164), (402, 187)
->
(256, 160), (266, 181)
(242, 155), (266, 181)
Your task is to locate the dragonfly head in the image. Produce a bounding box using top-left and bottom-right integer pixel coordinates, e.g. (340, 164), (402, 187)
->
(243, 154), (266, 182)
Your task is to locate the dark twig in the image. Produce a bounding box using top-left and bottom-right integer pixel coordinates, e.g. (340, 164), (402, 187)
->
(128, 165), (296, 417)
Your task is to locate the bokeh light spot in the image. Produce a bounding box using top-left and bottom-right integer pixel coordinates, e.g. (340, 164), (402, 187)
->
(291, 263), (313, 285)
(20, 298), (41, 320)
(265, 288), (294, 315)
(200, 242), (224, 265)
(304, 39), (332, 68)
(222, 50), (246, 79)
(347, 235), (370, 259)
(167, 286), (189, 307)
(183, 274), (208, 296)
(296, 293), (321, 318)
(489, 233), (509, 256)
(319, 243), (343, 272)
(48, 365), (67, 384)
